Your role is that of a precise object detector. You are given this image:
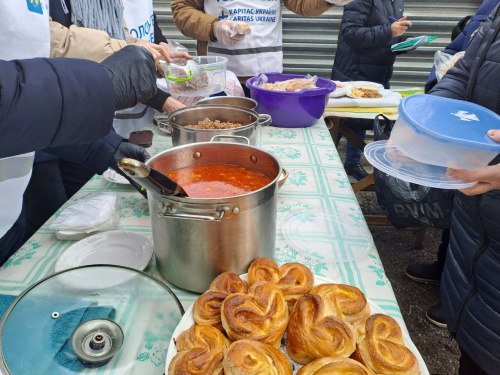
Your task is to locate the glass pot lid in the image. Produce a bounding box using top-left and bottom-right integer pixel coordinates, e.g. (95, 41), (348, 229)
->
(0, 265), (184, 375)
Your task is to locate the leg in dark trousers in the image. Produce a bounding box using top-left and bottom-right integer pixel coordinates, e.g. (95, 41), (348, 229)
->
(0, 208), (33, 265)
(24, 160), (69, 238)
(459, 348), (488, 375)
(23, 159), (95, 239)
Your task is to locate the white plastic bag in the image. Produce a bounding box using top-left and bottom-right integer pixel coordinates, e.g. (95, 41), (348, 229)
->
(434, 51), (465, 81)
(258, 74), (318, 91)
(49, 191), (120, 232)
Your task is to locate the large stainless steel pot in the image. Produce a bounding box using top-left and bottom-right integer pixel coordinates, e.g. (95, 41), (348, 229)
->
(156, 105), (271, 146)
(146, 141), (282, 293)
(196, 96), (258, 110)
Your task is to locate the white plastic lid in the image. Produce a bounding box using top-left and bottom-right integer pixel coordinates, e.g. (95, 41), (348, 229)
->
(365, 140), (476, 189)
(281, 210), (373, 263)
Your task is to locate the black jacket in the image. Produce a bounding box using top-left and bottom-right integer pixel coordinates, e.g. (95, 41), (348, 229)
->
(0, 58), (114, 159)
(429, 5), (500, 374)
(331, 0), (407, 88)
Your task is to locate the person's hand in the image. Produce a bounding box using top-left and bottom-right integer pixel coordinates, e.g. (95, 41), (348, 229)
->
(110, 141), (151, 198)
(213, 20), (249, 46)
(111, 141), (151, 172)
(447, 129), (500, 195)
(391, 17), (412, 37)
(158, 42), (192, 61)
(131, 41), (192, 76)
(100, 45), (157, 110)
(162, 97), (186, 113)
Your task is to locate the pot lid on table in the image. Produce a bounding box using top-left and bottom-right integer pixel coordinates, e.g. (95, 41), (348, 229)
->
(0, 265), (184, 375)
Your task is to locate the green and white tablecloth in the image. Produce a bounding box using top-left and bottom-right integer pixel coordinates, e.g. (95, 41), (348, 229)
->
(0, 119), (414, 373)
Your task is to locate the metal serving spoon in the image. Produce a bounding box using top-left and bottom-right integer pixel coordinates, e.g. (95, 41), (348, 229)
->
(118, 158), (189, 198)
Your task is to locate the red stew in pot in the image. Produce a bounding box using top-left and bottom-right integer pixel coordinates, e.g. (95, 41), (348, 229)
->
(166, 164), (272, 198)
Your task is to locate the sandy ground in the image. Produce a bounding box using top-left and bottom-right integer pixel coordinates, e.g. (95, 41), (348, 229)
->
(337, 137), (460, 375)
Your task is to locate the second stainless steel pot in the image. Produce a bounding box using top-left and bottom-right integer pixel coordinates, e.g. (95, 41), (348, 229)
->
(147, 141), (281, 293)
(158, 105), (271, 146)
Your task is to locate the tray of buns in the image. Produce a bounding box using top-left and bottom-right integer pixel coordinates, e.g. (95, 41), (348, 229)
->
(165, 258), (429, 374)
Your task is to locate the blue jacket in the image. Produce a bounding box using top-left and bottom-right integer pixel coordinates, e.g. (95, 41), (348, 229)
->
(331, 0), (408, 88)
(0, 57), (115, 158)
(425, 0), (500, 92)
(429, 5), (500, 373)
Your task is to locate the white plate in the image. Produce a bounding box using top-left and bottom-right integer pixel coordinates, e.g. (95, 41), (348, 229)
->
(165, 274), (429, 375)
(102, 168), (129, 184)
(54, 231), (154, 273)
(330, 81), (349, 98)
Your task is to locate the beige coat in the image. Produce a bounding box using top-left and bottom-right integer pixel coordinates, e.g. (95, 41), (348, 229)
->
(171, 0), (333, 57)
(50, 18), (137, 62)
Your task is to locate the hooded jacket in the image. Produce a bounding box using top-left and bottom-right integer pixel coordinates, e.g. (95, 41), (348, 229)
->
(429, 5), (500, 373)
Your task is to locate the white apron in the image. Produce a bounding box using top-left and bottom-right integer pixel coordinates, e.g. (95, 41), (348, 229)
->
(114, 0), (156, 139)
(0, 0), (50, 238)
(204, 0), (283, 77)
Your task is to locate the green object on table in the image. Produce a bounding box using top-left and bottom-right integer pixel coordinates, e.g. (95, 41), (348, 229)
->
(391, 36), (437, 52)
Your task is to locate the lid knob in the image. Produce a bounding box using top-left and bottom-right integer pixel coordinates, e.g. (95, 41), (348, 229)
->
(71, 319), (124, 368)
(89, 333), (106, 351)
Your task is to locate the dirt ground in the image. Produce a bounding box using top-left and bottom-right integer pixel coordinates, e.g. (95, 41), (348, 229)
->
(337, 137), (460, 375)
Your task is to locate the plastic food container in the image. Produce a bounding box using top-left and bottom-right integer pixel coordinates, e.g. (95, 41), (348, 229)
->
(161, 56), (228, 97)
(246, 73), (336, 128)
(391, 94), (500, 170)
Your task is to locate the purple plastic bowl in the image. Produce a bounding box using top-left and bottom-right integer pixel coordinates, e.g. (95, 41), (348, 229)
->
(246, 73), (336, 128)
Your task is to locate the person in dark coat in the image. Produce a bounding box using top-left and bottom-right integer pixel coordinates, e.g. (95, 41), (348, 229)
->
(426, 4), (500, 374)
(22, 0), (183, 241)
(425, 0), (500, 93)
(331, 0), (412, 181)
(406, 0), (500, 329)
(0, 46), (157, 263)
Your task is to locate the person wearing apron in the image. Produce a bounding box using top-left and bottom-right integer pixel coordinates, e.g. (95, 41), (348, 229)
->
(0, 1), (157, 262)
(172, 0), (352, 94)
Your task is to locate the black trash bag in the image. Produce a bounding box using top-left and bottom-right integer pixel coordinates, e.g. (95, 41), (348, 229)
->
(372, 114), (454, 229)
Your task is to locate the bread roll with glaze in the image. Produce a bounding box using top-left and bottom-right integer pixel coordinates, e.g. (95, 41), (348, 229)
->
(311, 283), (370, 323)
(351, 314), (420, 375)
(221, 281), (288, 348)
(296, 356), (375, 375)
(168, 324), (230, 375)
(286, 293), (357, 364)
(223, 339), (292, 375)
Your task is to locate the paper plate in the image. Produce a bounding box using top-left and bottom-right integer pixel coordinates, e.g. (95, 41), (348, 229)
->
(0, 265), (183, 375)
(102, 168), (129, 184)
(54, 231), (154, 273)
(365, 140), (476, 189)
(281, 210), (374, 263)
(165, 274), (430, 375)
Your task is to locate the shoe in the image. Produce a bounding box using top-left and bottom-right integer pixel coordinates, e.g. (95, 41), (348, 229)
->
(405, 263), (442, 285)
(426, 304), (447, 328)
(344, 164), (369, 181)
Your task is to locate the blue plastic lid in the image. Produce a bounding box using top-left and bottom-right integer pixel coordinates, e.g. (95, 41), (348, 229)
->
(399, 94), (500, 153)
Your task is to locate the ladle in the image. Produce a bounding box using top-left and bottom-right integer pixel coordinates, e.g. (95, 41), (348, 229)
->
(118, 158), (189, 197)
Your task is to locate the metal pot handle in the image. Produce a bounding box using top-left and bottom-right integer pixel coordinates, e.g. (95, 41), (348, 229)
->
(158, 209), (226, 222)
(210, 135), (250, 144)
(257, 114), (272, 127)
(278, 167), (289, 189)
(154, 114), (173, 133)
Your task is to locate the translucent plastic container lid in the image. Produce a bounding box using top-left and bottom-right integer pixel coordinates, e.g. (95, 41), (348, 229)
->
(281, 210), (373, 263)
(365, 140), (476, 189)
(399, 94), (500, 153)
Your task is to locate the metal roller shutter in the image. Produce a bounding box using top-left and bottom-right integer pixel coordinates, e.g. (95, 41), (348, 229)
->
(154, 0), (482, 88)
